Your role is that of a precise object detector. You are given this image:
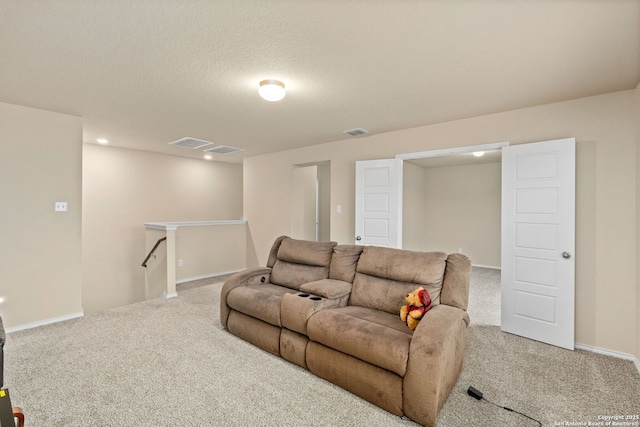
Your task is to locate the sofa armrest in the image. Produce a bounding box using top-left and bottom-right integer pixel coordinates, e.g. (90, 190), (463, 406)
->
(441, 253), (471, 311)
(299, 279), (352, 300)
(403, 304), (469, 427)
(220, 267), (272, 329)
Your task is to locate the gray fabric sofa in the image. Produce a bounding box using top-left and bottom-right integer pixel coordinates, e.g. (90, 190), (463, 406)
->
(220, 236), (471, 427)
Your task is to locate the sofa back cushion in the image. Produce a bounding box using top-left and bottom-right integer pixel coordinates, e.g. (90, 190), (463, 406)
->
(349, 246), (447, 314)
(329, 245), (364, 283)
(270, 237), (337, 290)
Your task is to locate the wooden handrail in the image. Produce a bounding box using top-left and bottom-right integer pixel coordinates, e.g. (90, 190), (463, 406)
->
(141, 237), (167, 267)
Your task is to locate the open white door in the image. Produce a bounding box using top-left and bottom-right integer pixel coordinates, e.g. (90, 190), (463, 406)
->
(355, 159), (402, 247)
(501, 137), (575, 350)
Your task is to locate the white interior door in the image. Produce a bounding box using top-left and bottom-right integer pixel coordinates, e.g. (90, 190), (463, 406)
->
(501, 137), (576, 350)
(355, 159), (403, 247)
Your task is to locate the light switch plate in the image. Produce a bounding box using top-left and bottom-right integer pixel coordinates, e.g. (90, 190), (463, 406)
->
(55, 202), (68, 212)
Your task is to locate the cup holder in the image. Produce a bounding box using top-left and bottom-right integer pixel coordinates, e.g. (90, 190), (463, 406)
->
(297, 293), (321, 301)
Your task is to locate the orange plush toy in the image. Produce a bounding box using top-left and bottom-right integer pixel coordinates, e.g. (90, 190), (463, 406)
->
(400, 287), (432, 330)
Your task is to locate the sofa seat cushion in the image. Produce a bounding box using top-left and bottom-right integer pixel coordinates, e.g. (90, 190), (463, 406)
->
(227, 284), (297, 327)
(306, 306), (413, 376)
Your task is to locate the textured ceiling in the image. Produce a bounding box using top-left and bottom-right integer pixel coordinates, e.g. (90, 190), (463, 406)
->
(1, 1), (639, 163)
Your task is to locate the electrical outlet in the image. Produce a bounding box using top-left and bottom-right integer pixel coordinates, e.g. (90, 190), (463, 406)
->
(178, 259), (184, 267)
(55, 202), (68, 212)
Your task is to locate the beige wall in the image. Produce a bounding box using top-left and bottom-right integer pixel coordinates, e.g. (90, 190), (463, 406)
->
(317, 162), (331, 242)
(0, 102), (83, 328)
(83, 144), (242, 313)
(244, 90), (637, 356)
(402, 162), (427, 251)
(174, 224), (246, 283)
(291, 162), (331, 242)
(421, 162), (501, 267)
(292, 165), (318, 241)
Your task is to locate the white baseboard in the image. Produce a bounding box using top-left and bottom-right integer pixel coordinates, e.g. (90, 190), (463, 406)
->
(5, 311), (84, 334)
(176, 269), (244, 285)
(472, 264), (501, 270)
(575, 342), (640, 374)
(163, 292), (178, 299)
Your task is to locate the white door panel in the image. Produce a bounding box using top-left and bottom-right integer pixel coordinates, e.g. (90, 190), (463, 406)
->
(501, 137), (575, 350)
(355, 159), (402, 248)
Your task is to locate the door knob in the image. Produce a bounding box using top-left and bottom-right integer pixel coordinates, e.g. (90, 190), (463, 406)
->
(562, 251), (571, 259)
(356, 236), (362, 241)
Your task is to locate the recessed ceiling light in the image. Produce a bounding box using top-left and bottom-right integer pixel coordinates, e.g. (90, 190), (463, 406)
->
(473, 151), (485, 157)
(0, 297), (5, 304)
(97, 138), (109, 144)
(204, 155), (213, 160)
(259, 79), (286, 101)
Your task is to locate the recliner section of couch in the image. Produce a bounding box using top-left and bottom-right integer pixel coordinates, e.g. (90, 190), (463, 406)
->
(220, 236), (471, 427)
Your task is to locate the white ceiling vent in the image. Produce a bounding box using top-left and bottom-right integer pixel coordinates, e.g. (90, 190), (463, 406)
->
(342, 128), (369, 137)
(204, 145), (244, 155)
(168, 137), (214, 149)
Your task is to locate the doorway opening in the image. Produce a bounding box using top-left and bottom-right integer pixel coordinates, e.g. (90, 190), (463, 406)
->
(397, 142), (507, 327)
(394, 138), (576, 349)
(399, 145), (504, 269)
(292, 161), (331, 241)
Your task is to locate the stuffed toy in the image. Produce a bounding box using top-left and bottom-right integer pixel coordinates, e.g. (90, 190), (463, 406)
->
(400, 287), (432, 330)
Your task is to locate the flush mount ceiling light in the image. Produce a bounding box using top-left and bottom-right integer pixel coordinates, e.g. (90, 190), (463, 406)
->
(258, 79), (286, 101)
(97, 138), (109, 144)
(473, 151), (485, 157)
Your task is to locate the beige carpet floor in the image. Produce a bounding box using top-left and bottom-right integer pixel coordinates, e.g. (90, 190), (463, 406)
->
(4, 268), (640, 426)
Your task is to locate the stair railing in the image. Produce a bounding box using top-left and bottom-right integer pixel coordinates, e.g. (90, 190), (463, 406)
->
(141, 237), (167, 267)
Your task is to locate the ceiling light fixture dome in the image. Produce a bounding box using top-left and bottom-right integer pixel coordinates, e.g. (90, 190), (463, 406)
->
(258, 79), (286, 101)
(473, 151), (485, 157)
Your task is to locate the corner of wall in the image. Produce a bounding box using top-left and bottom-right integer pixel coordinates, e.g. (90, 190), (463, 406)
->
(635, 82), (640, 363)
(82, 145), (244, 313)
(0, 102), (83, 328)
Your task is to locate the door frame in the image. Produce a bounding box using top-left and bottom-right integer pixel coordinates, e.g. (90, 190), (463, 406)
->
(292, 161), (331, 241)
(392, 142), (509, 250)
(396, 141), (510, 162)
(359, 139), (577, 350)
